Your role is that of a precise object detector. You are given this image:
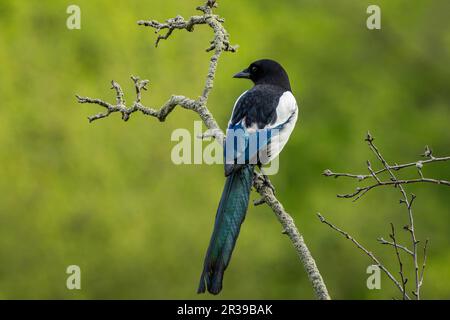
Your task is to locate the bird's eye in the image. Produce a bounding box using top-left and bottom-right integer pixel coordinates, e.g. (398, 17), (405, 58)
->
(251, 66), (258, 73)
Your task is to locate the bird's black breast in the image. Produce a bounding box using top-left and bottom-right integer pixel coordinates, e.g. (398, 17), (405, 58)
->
(231, 85), (286, 129)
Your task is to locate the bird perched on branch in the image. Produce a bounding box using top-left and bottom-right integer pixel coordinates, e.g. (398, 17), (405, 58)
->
(198, 59), (299, 294)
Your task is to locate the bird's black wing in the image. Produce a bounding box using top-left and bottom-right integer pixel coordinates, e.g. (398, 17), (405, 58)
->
(229, 85), (284, 129)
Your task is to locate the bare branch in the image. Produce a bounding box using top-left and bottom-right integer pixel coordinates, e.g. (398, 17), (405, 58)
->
(76, 80), (198, 124)
(76, 0), (329, 299)
(390, 223), (408, 300)
(77, 0), (233, 143)
(377, 237), (413, 256)
(365, 134), (422, 299)
(367, 160), (382, 184)
(323, 146), (450, 184)
(252, 176), (330, 300)
(335, 177), (449, 201)
(325, 138), (449, 202)
(137, 15), (206, 48)
(419, 239), (429, 289)
(321, 132), (448, 299)
(317, 213), (410, 300)
(323, 132), (450, 300)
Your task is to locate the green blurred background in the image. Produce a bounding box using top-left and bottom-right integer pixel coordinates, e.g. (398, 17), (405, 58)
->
(0, 0), (449, 299)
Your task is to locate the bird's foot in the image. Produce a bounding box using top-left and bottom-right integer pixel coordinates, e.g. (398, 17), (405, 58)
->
(253, 170), (276, 195)
(252, 171), (262, 187)
(262, 175), (276, 194)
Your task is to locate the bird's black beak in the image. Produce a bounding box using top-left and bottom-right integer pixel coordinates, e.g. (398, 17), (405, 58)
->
(233, 69), (251, 79)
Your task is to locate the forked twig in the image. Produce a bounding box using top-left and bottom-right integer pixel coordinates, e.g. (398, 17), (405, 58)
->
(321, 133), (448, 299)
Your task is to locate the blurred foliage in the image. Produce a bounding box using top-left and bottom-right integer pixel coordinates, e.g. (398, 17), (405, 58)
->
(0, 0), (449, 299)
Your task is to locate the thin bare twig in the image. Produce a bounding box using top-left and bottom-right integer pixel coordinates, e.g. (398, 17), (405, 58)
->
(390, 223), (408, 300)
(364, 133), (421, 299)
(323, 152), (450, 182)
(317, 213), (410, 300)
(419, 239), (429, 289)
(366, 133), (420, 300)
(377, 237), (413, 256)
(76, 0), (330, 300)
(324, 146), (449, 201)
(367, 160), (382, 184)
(334, 177), (449, 202)
(322, 132), (445, 299)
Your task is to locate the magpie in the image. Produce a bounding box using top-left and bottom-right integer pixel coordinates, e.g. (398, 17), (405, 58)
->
(197, 59), (299, 295)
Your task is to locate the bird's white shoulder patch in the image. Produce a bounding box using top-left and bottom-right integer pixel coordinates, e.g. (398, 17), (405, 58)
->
(272, 91), (298, 128)
(260, 91), (299, 164)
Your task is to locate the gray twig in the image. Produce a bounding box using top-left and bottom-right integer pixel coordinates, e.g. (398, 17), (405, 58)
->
(321, 132), (445, 299)
(317, 213), (410, 300)
(334, 177), (449, 202)
(419, 239), (429, 289)
(390, 223), (408, 300)
(323, 145), (450, 200)
(377, 237), (413, 256)
(364, 133), (422, 299)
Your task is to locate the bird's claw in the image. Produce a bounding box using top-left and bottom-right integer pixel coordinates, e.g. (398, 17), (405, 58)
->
(262, 175), (276, 194)
(252, 171), (276, 194)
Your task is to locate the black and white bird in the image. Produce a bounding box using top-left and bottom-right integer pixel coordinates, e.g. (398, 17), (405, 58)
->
(198, 59), (299, 295)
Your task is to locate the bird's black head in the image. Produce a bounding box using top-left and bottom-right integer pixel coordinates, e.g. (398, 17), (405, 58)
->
(233, 59), (291, 91)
